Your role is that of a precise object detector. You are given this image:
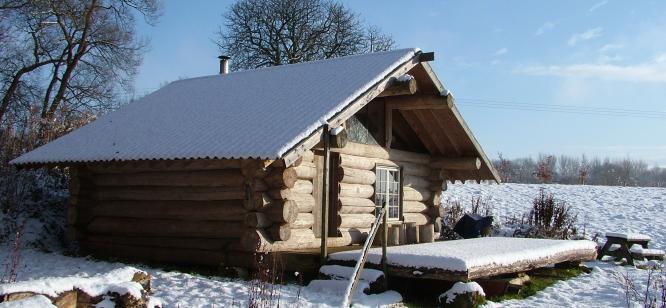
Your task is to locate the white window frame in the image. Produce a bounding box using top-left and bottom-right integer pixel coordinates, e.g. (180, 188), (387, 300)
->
(374, 166), (401, 221)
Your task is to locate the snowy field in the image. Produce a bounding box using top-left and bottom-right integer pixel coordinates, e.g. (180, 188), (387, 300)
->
(447, 183), (666, 307)
(1, 183), (664, 307)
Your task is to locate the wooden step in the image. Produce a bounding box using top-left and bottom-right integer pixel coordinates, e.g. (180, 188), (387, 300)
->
(306, 279), (371, 296)
(318, 265), (386, 294)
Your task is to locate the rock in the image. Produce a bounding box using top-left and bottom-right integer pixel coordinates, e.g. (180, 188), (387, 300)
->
(52, 290), (77, 308)
(132, 271), (152, 292)
(1, 292), (36, 302)
(438, 282), (486, 308)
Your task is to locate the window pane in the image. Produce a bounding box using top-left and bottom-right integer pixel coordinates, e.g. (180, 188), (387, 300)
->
(389, 206), (399, 219)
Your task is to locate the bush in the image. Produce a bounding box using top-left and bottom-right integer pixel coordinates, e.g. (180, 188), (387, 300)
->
(613, 264), (665, 308)
(0, 168), (69, 251)
(513, 189), (578, 239)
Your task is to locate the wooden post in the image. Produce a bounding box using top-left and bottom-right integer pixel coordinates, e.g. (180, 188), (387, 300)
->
(320, 125), (330, 265)
(385, 104), (392, 148)
(381, 201), (388, 287)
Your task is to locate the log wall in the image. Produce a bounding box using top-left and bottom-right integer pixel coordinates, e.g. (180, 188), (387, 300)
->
(69, 155), (317, 266)
(332, 142), (444, 245)
(68, 142), (444, 263)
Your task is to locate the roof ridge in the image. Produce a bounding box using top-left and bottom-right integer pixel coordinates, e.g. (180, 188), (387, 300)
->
(172, 48), (420, 84)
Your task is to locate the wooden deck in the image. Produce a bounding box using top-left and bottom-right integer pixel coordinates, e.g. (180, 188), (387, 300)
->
(324, 237), (598, 282)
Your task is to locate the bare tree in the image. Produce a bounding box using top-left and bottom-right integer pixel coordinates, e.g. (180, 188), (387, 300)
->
(215, 0), (395, 71)
(0, 0), (161, 141)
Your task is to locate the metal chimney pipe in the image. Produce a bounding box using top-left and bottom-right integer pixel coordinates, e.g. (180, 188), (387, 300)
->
(218, 55), (230, 74)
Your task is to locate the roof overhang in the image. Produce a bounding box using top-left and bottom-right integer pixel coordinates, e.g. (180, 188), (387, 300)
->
(280, 54), (500, 183)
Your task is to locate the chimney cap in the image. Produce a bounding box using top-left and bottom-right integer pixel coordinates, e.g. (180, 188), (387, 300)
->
(218, 55), (231, 60)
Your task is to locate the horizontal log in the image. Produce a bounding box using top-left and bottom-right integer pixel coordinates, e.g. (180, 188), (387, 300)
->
(301, 150), (315, 163)
(291, 213), (315, 229)
(377, 75), (417, 97)
(83, 235), (233, 251)
(86, 200), (247, 221)
(292, 180), (314, 194)
(265, 192), (315, 213)
(245, 212), (272, 228)
(241, 228), (316, 251)
(91, 170), (247, 187)
(293, 165), (316, 180)
(338, 197), (376, 208)
(403, 213), (430, 225)
(331, 142), (430, 165)
(431, 157), (481, 170)
(340, 205), (376, 214)
(403, 175), (431, 189)
(87, 217), (244, 238)
(338, 213), (376, 228)
(338, 153), (431, 177)
(402, 161), (432, 177)
(339, 183), (374, 198)
(265, 167), (298, 189)
(339, 153), (383, 170)
(402, 201), (428, 213)
(402, 186), (432, 202)
(338, 167), (375, 185)
(262, 200), (298, 224)
(80, 241), (223, 267)
(338, 228), (370, 244)
(94, 186), (246, 201)
(267, 224), (291, 241)
(242, 229), (358, 252)
(294, 195), (315, 213)
(241, 160), (269, 178)
(87, 159), (242, 174)
(243, 192), (272, 211)
(267, 185), (314, 201)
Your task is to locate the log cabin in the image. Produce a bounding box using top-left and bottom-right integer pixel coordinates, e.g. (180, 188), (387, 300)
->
(11, 48), (500, 270)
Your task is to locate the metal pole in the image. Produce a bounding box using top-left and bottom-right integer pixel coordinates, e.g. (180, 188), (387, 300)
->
(320, 125), (330, 265)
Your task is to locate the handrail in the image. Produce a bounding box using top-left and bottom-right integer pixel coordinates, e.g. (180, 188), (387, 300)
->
(341, 207), (386, 307)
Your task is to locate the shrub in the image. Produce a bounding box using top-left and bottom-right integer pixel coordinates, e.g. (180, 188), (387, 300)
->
(247, 249), (285, 308)
(513, 189), (578, 239)
(0, 168), (68, 250)
(613, 264), (665, 308)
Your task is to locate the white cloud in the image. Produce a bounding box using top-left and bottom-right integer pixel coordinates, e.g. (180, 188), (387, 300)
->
(597, 44), (624, 63)
(598, 43), (623, 53)
(589, 0), (608, 12)
(535, 22), (555, 36)
(568, 27), (603, 46)
(494, 48), (508, 56)
(517, 55), (666, 82)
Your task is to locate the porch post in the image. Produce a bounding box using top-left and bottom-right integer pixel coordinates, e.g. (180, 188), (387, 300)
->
(320, 124), (330, 265)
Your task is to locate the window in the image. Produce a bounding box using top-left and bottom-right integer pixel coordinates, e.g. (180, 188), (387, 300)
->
(375, 166), (401, 220)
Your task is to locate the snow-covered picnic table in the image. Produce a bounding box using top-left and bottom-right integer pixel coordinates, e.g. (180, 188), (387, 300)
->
(598, 232), (664, 265)
(328, 237), (597, 281)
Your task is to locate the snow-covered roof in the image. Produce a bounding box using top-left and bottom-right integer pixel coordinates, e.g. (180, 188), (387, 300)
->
(11, 48), (420, 165)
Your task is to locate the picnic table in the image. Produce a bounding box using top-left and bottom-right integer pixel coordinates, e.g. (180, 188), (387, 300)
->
(597, 232), (662, 265)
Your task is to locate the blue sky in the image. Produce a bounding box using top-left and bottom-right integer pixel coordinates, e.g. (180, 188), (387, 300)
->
(133, 1), (666, 166)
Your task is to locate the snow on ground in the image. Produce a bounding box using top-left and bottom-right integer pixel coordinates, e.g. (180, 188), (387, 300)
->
(0, 249), (400, 307)
(447, 183), (666, 307)
(446, 183), (666, 250)
(1, 183), (664, 307)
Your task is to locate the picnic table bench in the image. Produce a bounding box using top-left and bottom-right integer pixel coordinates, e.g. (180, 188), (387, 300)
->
(597, 232), (664, 265)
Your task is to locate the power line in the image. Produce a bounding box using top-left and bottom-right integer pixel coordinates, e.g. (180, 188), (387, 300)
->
(455, 97), (666, 119)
